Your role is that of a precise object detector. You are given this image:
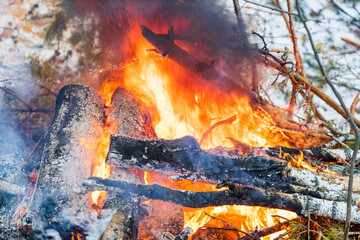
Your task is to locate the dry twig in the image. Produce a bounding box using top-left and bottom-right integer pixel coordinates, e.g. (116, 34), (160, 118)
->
(294, 1), (360, 238)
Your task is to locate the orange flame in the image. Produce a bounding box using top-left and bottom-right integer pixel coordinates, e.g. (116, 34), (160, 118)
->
(79, 115), (118, 209)
(93, 21), (309, 238)
(93, 24), (302, 238)
(143, 171), (297, 239)
(71, 232), (83, 240)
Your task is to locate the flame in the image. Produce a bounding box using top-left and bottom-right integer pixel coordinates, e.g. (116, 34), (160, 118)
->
(71, 232), (83, 240)
(143, 171), (297, 239)
(100, 26), (298, 150)
(93, 19), (319, 238)
(79, 115), (118, 209)
(94, 24), (303, 238)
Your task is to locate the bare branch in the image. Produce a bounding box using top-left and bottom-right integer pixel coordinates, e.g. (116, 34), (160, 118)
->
(294, 1), (360, 238)
(244, 0), (298, 16)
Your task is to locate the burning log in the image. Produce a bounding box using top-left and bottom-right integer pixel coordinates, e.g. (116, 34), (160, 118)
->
(84, 176), (360, 224)
(107, 135), (360, 199)
(105, 135), (360, 223)
(101, 87), (156, 240)
(21, 84), (106, 238)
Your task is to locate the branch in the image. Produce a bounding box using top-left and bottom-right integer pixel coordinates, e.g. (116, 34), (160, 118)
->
(236, 218), (306, 240)
(83, 177), (302, 212)
(294, 1), (360, 239)
(244, 0), (298, 16)
(341, 37), (360, 49)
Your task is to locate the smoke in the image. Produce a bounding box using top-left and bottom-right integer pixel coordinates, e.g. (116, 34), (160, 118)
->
(64, 0), (255, 91)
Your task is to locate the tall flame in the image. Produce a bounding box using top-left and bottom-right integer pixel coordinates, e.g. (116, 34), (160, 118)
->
(96, 25), (300, 238)
(101, 26), (294, 150)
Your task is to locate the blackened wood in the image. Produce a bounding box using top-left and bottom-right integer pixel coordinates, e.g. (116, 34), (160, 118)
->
(84, 177), (302, 213)
(84, 177), (360, 223)
(107, 135), (360, 198)
(107, 135), (288, 191)
(22, 84), (105, 237)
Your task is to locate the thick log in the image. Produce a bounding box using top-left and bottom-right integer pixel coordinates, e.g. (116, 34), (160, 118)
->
(84, 178), (301, 213)
(21, 84), (105, 238)
(106, 135), (360, 223)
(109, 87), (156, 139)
(107, 135), (360, 200)
(101, 87), (157, 240)
(107, 135), (288, 190)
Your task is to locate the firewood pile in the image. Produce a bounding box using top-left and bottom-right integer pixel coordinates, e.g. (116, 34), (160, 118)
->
(1, 1), (360, 240)
(0, 82), (358, 239)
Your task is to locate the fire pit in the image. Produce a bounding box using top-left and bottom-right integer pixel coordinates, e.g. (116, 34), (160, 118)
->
(0, 0), (360, 239)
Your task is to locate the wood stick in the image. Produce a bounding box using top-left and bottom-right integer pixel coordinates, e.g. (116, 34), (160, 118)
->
(84, 177), (360, 223)
(236, 218), (306, 240)
(107, 135), (360, 202)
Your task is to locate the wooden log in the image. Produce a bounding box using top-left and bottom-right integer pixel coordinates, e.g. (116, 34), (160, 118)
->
(100, 87), (157, 240)
(84, 177), (360, 224)
(107, 135), (360, 200)
(21, 84), (105, 238)
(107, 135), (288, 190)
(84, 178), (302, 214)
(106, 135), (360, 223)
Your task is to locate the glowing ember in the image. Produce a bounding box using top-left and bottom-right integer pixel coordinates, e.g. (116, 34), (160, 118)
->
(71, 232), (83, 240)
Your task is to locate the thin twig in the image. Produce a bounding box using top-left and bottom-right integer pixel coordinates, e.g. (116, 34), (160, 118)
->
(294, 1), (360, 239)
(341, 37), (360, 49)
(0, 86), (32, 110)
(199, 115), (237, 146)
(204, 212), (252, 237)
(307, 191), (310, 240)
(0, 78), (56, 95)
(244, 0), (298, 16)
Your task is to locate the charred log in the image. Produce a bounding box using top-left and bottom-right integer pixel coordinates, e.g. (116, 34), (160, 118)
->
(21, 84), (105, 238)
(106, 135), (360, 223)
(107, 135), (288, 191)
(107, 135), (360, 200)
(84, 177), (302, 213)
(84, 177), (360, 223)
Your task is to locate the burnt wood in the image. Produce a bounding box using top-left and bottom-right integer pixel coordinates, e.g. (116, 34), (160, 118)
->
(21, 84), (106, 238)
(84, 177), (302, 213)
(106, 135), (360, 223)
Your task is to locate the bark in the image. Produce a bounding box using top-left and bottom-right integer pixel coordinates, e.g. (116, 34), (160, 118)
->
(21, 84), (106, 238)
(101, 87), (157, 240)
(107, 135), (360, 199)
